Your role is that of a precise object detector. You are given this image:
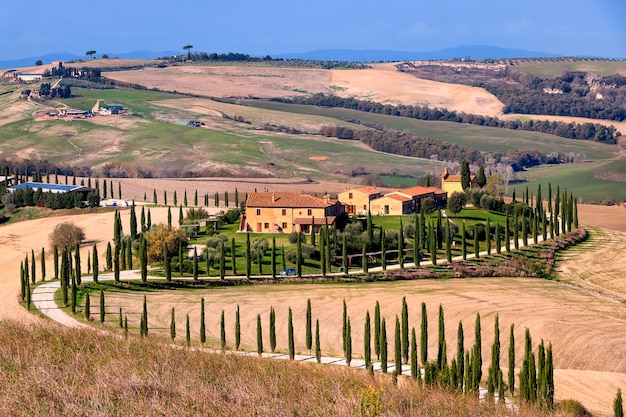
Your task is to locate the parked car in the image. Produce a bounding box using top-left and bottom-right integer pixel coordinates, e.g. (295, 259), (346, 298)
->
(280, 268), (297, 276)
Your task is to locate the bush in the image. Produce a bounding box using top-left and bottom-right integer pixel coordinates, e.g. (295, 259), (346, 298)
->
(288, 231), (306, 245)
(420, 197), (437, 215)
(447, 192), (467, 215)
(284, 249), (300, 264)
(222, 209), (241, 224)
(206, 234), (228, 249)
(144, 224), (189, 263)
(185, 207), (209, 222)
(49, 222), (85, 249)
(301, 244), (319, 260)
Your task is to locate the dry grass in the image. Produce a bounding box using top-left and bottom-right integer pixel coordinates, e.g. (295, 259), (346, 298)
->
(0, 320), (559, 417)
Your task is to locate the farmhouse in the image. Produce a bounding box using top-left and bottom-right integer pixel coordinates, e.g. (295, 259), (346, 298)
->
(18, 73), (44, 82)
(370, 194), (413, 215)
(441, 167), (478, 194)
(338, 186), (383, 215)
(241, 191), (344, 234)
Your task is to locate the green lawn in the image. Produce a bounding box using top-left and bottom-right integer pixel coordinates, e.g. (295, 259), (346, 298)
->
(513, 161), (626, 203)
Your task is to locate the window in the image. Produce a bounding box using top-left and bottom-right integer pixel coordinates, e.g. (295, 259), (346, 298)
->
(282, 209), (286, 216)
(256, 209), (261, 215)
(264, 223), (269, 229)
(282, 222), (287, 229)
(349, 192), (353, 199)
(307, 209), (312, 216)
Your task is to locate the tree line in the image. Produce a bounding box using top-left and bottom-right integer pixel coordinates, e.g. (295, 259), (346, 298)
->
(271, 93), (621, 144)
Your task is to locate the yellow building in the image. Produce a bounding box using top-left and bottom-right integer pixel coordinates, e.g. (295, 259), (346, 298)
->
(242, 191), (344, 233)
(338, 186), (383, 215)
(441, 167), (478, 194)
(370, 194), (413, 215)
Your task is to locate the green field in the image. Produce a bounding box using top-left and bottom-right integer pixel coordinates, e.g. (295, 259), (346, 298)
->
(241, 100), (617, 160)
(512, 160), (626, 203)
(511, 59), (626, 78)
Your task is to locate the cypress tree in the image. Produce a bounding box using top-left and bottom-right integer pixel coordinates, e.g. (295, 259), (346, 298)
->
(401, 297), (409, 364)
(153, 189), (157, 205)
(200, 297), (206, 344)
(99, 288), (105, 323)
(414, 220), (421, 266)
(461, 221), (467, 260)
(346, 317), (352, 366)
(315, 319), (321, 364)
(374, 301), (381, 360)
(194, 189), (198, 207)
(70, 274), (76, 314)
(296, 234), (302, 278)
(184, 190), (188, 207)
(420, 302), (428, 365)
(170, 307), (176, 340)
(54, 244), (59, 279)
(173, 190), (177, 206)
(342, 299), (347, 354)
(219, 241), (226, 280)
(508, 323), (516, 395)
(445, 221), (452, 263)
(362, 243), (368, 273)
(486, 218), (491, 255)
(538, 340), (546, 403)
(20, 262), (25, 301)
(41, 247), (46, 282)
(546, 343), (554, 408)
(411, 327), (419, 380)
(271, 237), (276, 278)
(398, 218), (404, 268)
(320, 231), (326, 276)
(341, 233), (348, 275)
(269, 306), (276, 352)
(234, 188), (239, 208)
(430, 223), (437, 265)
(394, 316), (401, 375)
(126, 237), (132, 270)
(616, 389), (624, 417)
(381, 226), (387, 271)
(380, 318), (388, 374)
(120, 239), (127, 271)
(147, 209), (152, 229)
(437, 304), (445, 370)
(310, 217), (316, 247)
(522, 213), (528, 246)
(235, 304), (241, 350)
(186, 314), (191, 346)
(193, 247), (198, 281)
(475, 313), (482, 384)
(457, 321), (465, 390)
(281, 245), (286, 274)
(178, 241), (183, 277)
(306, 298), (312, 351)
(167, 207), (172, 228)
(84, 292), (90, 320)
(130, 201), (137, 240)
(245, 233), (251, 278)
(495, 222), (501, 254)
(92, 243), (99, 283)
(514, 209), (520, 250)
(113, 242), (120, 282)
(140, 236), (147, 283)
(257, 314), (263, 356)
(288, 307), (295, 360)
(505, 212), (511, 252)
(220, 310), (226, 350)
(224, 191), (229, 208)
(31, 249), (36, 284)
(26, 279), (31, 310)
(364, 311), (371, 370)
(141, 295), (148, 337)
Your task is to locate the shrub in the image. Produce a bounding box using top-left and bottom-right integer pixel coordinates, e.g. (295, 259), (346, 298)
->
(288, 231), (306, 245)
(447, 192), (467, 215)
(420, 197), (437, 215)
(144, 224), (189, 263)
(185, 207), (209, 222)
(206, 234), (228, 249)
(222, 209), (241, 224)
(49, 222), (85, 249)
(301, 244), (319, 260)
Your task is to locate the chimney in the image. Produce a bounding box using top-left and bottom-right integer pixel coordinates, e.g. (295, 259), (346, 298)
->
(271, 193), (275, 203)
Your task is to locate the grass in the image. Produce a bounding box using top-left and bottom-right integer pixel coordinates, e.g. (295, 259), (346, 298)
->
(241, 100), (617, 160)
(514, 161), (626, 203)
(511, 59), (626, 77)
(0, 320), (562, 417)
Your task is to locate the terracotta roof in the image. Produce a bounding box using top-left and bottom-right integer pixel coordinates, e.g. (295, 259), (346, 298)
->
(423, 186), (448, 195)
(246, 192), (332, 208)
(393, 186), (435, 198)
(377, 194), (412, 202)
(443, 175), (477, 182)
(343, 186), (382, 196)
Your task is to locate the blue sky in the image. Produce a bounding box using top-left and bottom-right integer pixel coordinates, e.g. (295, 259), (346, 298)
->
(1, 0), (624, 59)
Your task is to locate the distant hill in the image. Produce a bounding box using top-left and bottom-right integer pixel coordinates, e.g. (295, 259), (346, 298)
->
(0, 45), (563, 70)
(0, 50), (179, 70)
(275, 45), (560, 62)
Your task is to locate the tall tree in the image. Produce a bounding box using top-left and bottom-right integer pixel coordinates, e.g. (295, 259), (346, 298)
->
(269, 306), (276, 353)
(256, 314), (263, 356)
(508, 324), (516, 395)
(374, 301), (381, 360)
(84, 292), (90, 320)
(220, 310), (226, 350)
(345, 317), (352, 366)
(364, 311), (372, 370)
(380, 318), (388, 374)
(170, 307), (176, 340)
(305, 299), (313, 351)
(315, 319), (321, 364)
(200, 297), (206, 344)
(99, 288), (105, 323)
(420, 302), (428, 365)
(411, 327), (419, 380)
(460, 160), (471, 191)
(437, 304), (446, 370)
(615, 389), (624, 417)
(477, 165), (487, 188)
(457, 321), (465, 389)
(288, 307), (295, 360)
(401, 296), (409, 364)
(235, 304), (241, 350)
(394, 316), (402, 375)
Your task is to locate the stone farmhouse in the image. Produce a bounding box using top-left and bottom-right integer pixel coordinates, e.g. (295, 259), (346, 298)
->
(441, 167), (478, 194)
(241, 191), (344, 234)
(337, 186), (383, 215)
